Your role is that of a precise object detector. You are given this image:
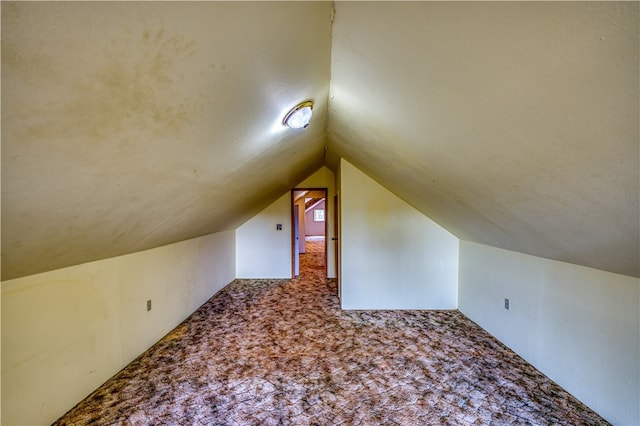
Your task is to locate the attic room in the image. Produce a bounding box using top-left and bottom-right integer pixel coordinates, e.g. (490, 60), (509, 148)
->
(1, 2), (638, 425)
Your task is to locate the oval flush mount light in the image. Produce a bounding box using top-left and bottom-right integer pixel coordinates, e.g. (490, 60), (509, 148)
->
(283, 100), (314, 129)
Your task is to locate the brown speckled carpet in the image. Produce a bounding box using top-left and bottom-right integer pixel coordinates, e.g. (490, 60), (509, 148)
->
(55, 240), (608, 425)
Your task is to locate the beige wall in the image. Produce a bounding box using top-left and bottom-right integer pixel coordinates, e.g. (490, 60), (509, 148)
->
(1, 230), (235, 426)
(236, 193), (293, 279)
(236, 167), (337, 279)
(459, 241), (639, 425)
(339, 159), (459, 309)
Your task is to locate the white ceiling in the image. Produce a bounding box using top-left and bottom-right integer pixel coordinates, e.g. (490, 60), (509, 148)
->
(2, 2), (638, 280)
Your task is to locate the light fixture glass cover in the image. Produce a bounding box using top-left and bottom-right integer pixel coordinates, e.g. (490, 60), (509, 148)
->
(284, 101), (313, 129)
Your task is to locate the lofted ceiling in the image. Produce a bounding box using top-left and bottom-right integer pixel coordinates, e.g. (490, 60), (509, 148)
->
(2, 2), (332, 280)
(327, 2), (639, 278)
(2, 2), (638, 280)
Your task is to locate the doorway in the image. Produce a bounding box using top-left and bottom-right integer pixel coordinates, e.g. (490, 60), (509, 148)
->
(291, 188), (328, 278)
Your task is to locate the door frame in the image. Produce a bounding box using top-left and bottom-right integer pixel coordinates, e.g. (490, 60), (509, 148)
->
(334, 194), (340, 299)
(291, 188), (328, 277)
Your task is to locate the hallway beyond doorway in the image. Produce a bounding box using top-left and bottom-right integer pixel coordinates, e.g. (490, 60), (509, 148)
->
(297, 237), (325, 278)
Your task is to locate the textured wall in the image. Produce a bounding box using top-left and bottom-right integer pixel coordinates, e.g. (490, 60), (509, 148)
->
(1, 230), (236, 425)
(235, 167), (337, 279)
(459, 241), (639, 425)
(236, 193), (293, 279)
(340, 160), (459, 310)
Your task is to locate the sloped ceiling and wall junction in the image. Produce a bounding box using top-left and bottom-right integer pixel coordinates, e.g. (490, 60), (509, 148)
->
(2, 2), (638, 280)
(327, 2), (639, 278)
(2, 2), (332, 280)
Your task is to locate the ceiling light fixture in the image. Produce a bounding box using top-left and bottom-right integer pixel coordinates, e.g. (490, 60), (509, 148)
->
(283, 100), (313, 129)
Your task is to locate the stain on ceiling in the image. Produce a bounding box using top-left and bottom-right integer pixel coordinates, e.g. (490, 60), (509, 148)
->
(2, 2), (332, 279)
(2, 2), (638, 280)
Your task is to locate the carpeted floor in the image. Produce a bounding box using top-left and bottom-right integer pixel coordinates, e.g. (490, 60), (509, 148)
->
(54, 240), (608, 425)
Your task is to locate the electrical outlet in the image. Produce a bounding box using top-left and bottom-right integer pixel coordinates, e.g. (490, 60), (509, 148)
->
(504, 298), (510, 310)
(147, 300), (152, 311)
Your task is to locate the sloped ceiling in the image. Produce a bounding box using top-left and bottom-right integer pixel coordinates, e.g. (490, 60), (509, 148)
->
(2, 2), (639, 281)
(327, 2), (639, 278)
(2, 2), (332, 280)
